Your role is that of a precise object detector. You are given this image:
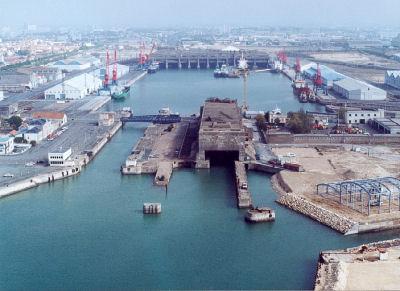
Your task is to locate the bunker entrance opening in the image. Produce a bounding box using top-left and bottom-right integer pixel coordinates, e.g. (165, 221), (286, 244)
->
(205, 150), (239, 167)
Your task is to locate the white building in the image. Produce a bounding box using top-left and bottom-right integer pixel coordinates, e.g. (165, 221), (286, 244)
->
(98, 112), (115, 126)
(385, 71), (400, 90)
(48, 148), (72, 166)
(333, 78), (387, 100)
(345, 109), (385, 124)
(0, 135), (14, 155)
(44, 73), (102, 100)
(19, 118), (56, 143)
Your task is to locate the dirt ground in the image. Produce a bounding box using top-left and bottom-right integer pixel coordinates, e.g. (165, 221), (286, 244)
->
(305, 51), (400, 83)
(272, 145), (400, 223)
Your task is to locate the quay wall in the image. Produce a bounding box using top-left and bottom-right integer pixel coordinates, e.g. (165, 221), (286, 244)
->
(267, 133), (400, 145)
(0, 121), (122, 199)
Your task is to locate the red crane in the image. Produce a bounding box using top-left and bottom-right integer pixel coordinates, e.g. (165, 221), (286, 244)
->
(295, 57), (301, 74)
(314, 63), (323, 91)
(103, 50), (110, 88)
(277, 50), (287, 64)
(138, 42), (147, 66)
(145, 42), (156, 64)
(112, 49), (118, 85)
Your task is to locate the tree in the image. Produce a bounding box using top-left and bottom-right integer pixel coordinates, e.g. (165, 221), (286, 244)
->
(274, 117), (281, 125)
(255, 114), (267, 131)
(7, 116), (22, 130)
(338, 106), (346, 121)
(287, 109), (312, 134)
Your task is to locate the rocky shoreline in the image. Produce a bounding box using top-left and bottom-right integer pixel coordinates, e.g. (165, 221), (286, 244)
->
(271, 173), (358, 235)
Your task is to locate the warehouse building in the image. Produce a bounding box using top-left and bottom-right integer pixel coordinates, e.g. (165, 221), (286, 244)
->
(302, 63), (345, 88)
(333, 78), (387, 100)
(370, 118), (400, 134)
(49, 56), (101, 72)
(385, 70), (400, 90)
(44, 73), (102, 100)
(345, 109), (384, 124)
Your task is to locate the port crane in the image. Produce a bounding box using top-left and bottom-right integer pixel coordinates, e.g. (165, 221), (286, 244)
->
(237, 52), (249, 111)
(313, 63), (323, 92)
(103, 50), (110, 88)
(112, 50), (118, 85)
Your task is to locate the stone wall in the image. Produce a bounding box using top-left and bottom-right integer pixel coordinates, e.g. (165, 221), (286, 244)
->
(267, 132), (400, 145)
(277, 192), (358, 234)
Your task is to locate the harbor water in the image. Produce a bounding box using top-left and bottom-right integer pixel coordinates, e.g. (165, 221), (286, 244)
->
(1, 70), (399, 289)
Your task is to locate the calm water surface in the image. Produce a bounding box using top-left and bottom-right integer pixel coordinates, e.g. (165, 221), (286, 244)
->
(1, 70), (399, 289)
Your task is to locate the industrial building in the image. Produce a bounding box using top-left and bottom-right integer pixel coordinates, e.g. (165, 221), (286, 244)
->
(48, 148), (72, 166)
(49, 56), (101, 72)
(385, 71), (400, 90)
(333, 78), (387, 100)
(44, 73), (102, 100)
(345, 109), (384, 124)
(302, 63), (345, 88)
(196, 98), (247, 168)
(0, 135), (14, 155)
(0, 73), (36, 92)
(0, 103), (18, 118)
(18, 66), (63, 82)
(32, 112), (67, 126)
(370, 118), (400, 134)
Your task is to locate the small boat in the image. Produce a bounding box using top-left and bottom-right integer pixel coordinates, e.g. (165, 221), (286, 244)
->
(245, 207), (275, 223)
(3, 173), (14, 178)
(112, 87), (130, 100)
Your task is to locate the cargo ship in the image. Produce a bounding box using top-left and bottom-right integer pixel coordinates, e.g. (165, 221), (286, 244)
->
(245, 207), (275, 223)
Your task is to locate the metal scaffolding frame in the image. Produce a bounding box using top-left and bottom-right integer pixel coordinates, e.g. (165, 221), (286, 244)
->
(316, 177), (400, 215)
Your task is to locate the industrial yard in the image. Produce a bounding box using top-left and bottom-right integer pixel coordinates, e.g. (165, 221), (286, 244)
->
(315, 239), (400, 290)
(271, 145), (400, 233)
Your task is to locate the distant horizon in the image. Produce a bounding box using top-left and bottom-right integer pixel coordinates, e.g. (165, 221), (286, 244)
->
(1, 0), (399, 30)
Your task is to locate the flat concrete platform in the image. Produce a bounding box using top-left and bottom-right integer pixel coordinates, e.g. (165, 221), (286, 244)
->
(154, 161), (173, 186)
(235, 161), (252, 208)
(315, 239), (400, 290)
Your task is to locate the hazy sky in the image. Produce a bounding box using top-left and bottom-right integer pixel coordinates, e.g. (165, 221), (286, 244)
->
(0, 0), (399, 29)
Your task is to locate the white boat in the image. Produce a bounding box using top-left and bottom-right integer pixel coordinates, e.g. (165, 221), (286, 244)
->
(245, 207), (275, 223)
(3, 173), (14, 178)
(271, 105), (282, 115)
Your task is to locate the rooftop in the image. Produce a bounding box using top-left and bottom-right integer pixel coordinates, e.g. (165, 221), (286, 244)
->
(335, 77), (386, 94)
(200, 99), (243, 132)
(32, 111), (66, 120)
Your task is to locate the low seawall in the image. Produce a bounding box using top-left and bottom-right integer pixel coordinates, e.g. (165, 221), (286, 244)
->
(272, 173), (358, 235)
(0, 121), (122, 199)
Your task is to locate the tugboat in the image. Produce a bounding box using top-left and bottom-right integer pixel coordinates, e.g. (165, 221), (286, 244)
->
(147, 62), (159, 74)
(111, 86), (130, 101)
(245, 207), (275, 223)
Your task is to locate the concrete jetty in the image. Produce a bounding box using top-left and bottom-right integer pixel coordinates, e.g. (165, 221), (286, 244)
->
(234, 161), (252, 208)
(154, 161), (173, 186)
